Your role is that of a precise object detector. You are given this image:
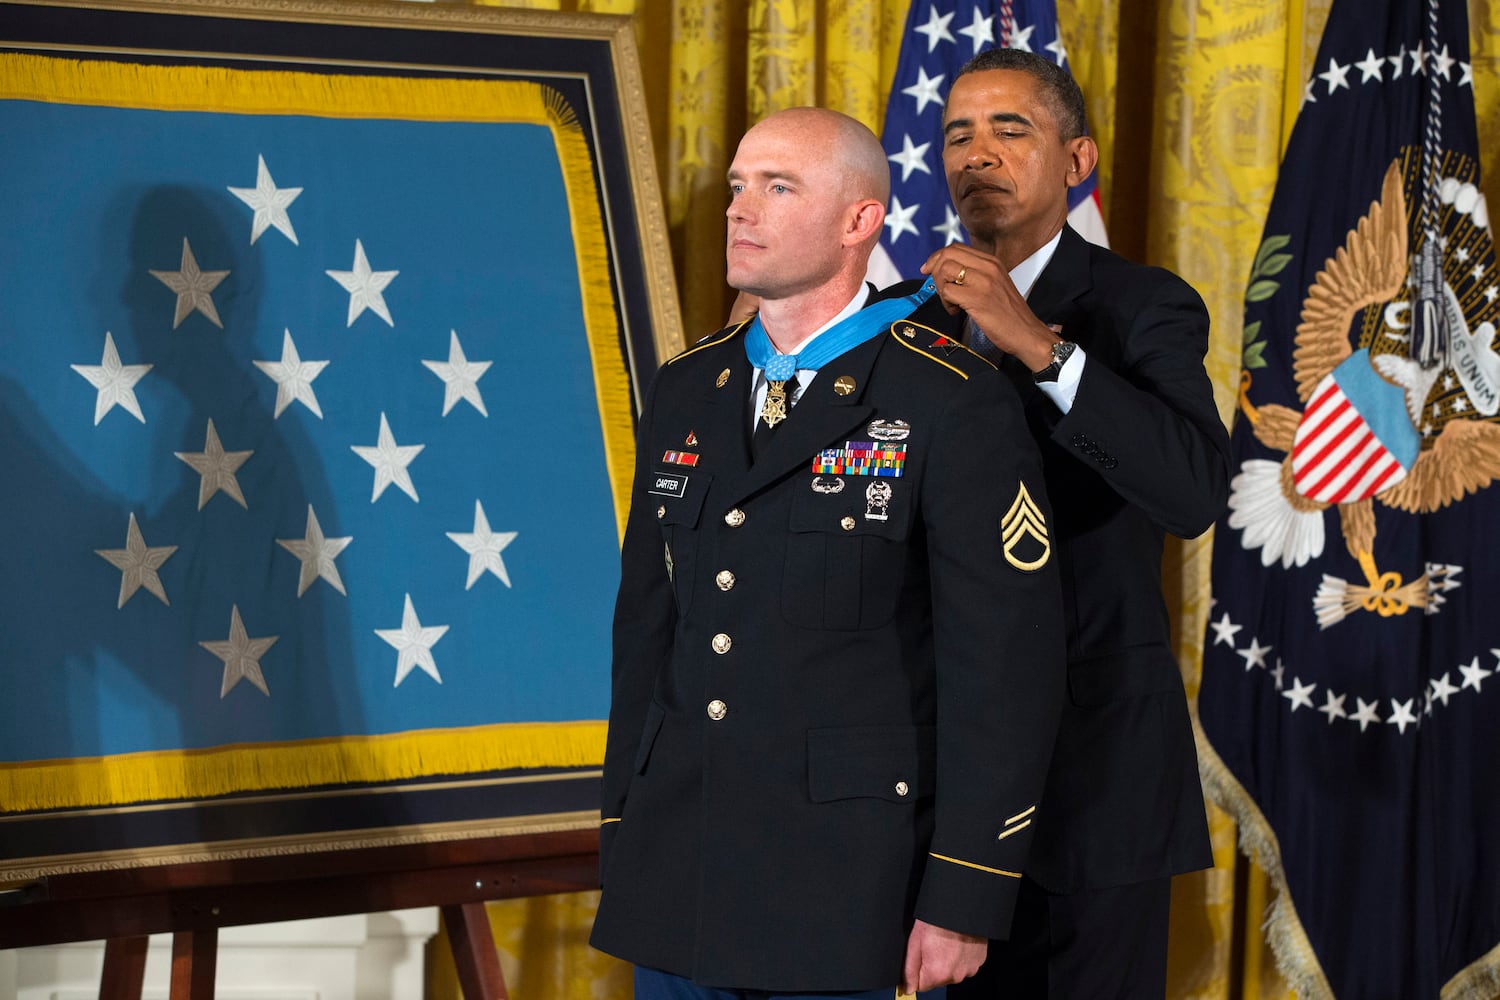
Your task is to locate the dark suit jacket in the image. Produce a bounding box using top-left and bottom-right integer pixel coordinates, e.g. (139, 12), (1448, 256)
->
(890, 225), (1231, 894)
(589, 309), (1067, 990)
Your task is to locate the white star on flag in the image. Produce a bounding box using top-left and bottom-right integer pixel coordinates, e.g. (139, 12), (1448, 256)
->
(71, 331), (152, 425)
(199, 605), (278, 697)
(1281, 676), (1317, 711)
(326, 239), (398, 327)
(1318, 690), (1349, 724)
(446, 500), (518, 589)
(375, 593), (449, 686)
(275, 504), (352, 597)
(1001, 17), (1033, 52)
(884, 196), (922, 243)
(902, 67), (946, 116)
(1355, 48), (1385, 82)
(149, 237), (230, 329)
(887, 134), (933, 183)
(931, 205), (964, 245)
(1429, 671), (1461, 707)
(1209, 611), (1243, 646)
(95, 512), (177, 609)
(351, 412), (424, 503)
(227, 154), (302, 245)
(1319, 57), (1351, 94)
(1236, 637), (1273, 670)
(1409, 40), (1428, 75)
(1044, 23), (1067, 64)
(253, 329), (328, 419)
(1389, 45), (1407, 79)
(958, 8), (996, 53)
(174, 418), (252, 510)
(1460, 655), (1494, 691)
(1387, 697), (1419, 734)
(421, 330), (493, 417)
(1350, 697), (1383, 732)
(914, 6), (955, 51)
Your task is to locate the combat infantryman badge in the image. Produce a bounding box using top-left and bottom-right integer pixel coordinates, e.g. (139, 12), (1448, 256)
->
(867, 418), (911, 441)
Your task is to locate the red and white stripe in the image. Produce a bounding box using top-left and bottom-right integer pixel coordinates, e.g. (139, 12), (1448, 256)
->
(1291, 380), (1408, 503)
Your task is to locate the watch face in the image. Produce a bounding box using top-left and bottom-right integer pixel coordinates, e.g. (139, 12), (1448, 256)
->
(1032, 341), (1074, 383)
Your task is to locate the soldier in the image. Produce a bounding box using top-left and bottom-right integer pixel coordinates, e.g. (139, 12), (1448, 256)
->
(590, 106), (1067, 997)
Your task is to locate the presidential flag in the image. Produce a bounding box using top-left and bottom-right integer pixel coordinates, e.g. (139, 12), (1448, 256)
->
(0, 55), (626, 812)
(1197, 0), (1499, 995)
(867, 0), (1106, 287)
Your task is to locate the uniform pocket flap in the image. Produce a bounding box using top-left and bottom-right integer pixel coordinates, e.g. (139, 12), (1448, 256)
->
(651, 471), (712, 528)
(787, 480), (914, 539)
(806, 725), (935, 803)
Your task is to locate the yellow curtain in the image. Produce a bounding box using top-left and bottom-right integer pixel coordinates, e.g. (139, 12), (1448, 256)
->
(431, 1), (1500, 996)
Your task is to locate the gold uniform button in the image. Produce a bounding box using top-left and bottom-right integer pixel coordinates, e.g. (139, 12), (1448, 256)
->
(657, 505), (666, 519)
(895, 781), (910, 797)
(725, 508), (746, 527)
(707, 699), (727, 721)
(716, 570), (736, 591)
(841, 516), (856, 531)
(712, 633), (732, 654)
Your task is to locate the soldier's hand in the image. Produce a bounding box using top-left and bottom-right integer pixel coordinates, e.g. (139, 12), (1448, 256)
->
(900, 917), (987, 994)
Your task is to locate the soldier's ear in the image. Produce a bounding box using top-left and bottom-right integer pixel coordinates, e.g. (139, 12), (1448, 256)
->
(846, 198), (885, 247)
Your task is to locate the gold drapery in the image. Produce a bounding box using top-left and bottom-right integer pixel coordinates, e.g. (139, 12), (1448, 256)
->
(436, 1), (1500, 996)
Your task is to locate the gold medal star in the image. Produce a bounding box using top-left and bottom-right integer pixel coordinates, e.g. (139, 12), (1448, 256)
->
(149, 237), (230, 329)
(174, 418), (253, 510)
(199, 605), (278, 697)
(95, 513), (177, 608)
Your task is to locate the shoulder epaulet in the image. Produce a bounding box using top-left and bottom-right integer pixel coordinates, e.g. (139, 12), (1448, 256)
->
(666, 317), (751, 366)
(886, 319), (997, 379)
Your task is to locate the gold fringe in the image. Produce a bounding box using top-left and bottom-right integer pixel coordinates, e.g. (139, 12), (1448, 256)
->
(1193, 710), (1337, 1000)
(541, 87), (635, 542)
(1445, 937), (1500, 1000)
(0, 721), (606, 813)
(0, 54), (634, 806)
(2, 51), (550, 122)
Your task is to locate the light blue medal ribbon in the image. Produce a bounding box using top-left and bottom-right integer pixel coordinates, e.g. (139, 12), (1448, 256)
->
(744, 278), (937, 377)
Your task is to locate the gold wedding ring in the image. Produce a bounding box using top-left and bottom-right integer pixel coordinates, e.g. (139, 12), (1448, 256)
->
(953, 266), (967, 286)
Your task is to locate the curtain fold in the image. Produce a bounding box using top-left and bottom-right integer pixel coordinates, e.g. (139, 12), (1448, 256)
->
(435, 2), (1500, 996)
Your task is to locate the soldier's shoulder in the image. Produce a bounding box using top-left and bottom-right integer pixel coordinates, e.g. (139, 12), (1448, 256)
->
(882, 317), (998, 380)
(664, 320), (747, 368)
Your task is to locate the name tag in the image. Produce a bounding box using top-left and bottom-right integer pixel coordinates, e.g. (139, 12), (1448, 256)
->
(650, 473), (688, 498)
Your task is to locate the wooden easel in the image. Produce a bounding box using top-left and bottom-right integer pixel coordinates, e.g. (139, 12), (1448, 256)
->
(0, 828), (599, 999)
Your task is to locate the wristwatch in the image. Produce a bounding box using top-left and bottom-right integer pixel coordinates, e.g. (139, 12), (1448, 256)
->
(1031, 340), (1077, 383)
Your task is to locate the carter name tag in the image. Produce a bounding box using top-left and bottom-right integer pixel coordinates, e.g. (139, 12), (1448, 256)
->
(650, 473), (688, 498)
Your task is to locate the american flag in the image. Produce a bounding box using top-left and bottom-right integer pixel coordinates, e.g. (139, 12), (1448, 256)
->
(868, 0), (1106, 287)
(0, 57), (619, 805)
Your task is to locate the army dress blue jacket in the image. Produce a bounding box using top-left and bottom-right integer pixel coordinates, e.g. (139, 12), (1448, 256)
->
(589, 308), (1068, 991)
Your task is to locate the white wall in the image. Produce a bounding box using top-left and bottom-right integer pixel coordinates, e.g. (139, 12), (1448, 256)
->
(0, 909), (439, 1000)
